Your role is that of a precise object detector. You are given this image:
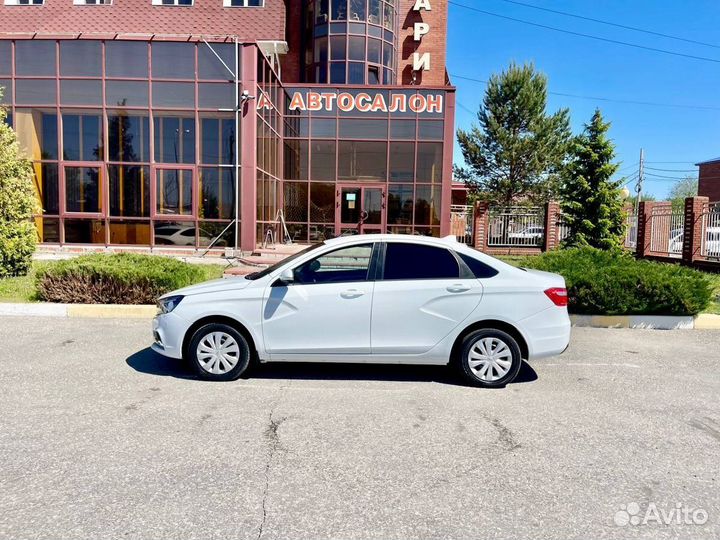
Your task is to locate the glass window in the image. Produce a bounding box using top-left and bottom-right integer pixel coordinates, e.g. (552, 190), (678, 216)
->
(348, 36), (365, 61)
(15, 79), (56, 105)
(367, 38), (381, 64)
(311, 140), (336, 181)
(283, 182), (308, 222)
(349, 0), (366, 21)
(284, 140), (308, 180)
(418, 121), (444, 140)
(152, 42), (195, 79)
(198, 83), (234, 109)
(338, 141), (386, 181)
(38, 218), (60, 243)
(383, 243), (459, 280)
(0, 42), (11, 75)
(382, 2), (394, 29)
(109, 165), (150, 217)
(106, 41), (148, 78)
(0, 80), (12, 104)
(200, 117), (235, 165)
(331, 0), (347, 20)
(348, 62), (364, 84)
(387, 184), (413, 225)
(106, 81), (149, 107)
(14, 109), (58, 160)
(415, 185), (440, 225)
(32, 162), (59, 214)
(154, 221), (195, 246)
(458, 253), (499, 279)
(339, 119), (387, 139)
(382, 41), (393, 66)
(108, 113), (149, 162)
(330, 35), (346, 61)
(315, 0), (329, 23)
(197, 221), (234, 249)
(199, 168), (235, 219)
(314, 38), (328, 63)
(368, 0), (380, 24)
(154, 116), (195, 164)
(60, 80), (102, 106)
(15, 41), (56, 77)
(311, 118), (336, 138)
(64, 219), (106, 244)
(152, 82), (195, 109)
(368, 66), (380, 85)
(294, 244), (373, 284)
(416, 142), (443, 182)
(310, 182), (334, 222)
(330, 63), (346, 84)
(109, 220), (151, 245)
(62, 114), (103, 161)
(391, 119), (415, 139)
(65, 166), (101, 213)
(198, 43), (235, 80)
(388, 142), (414, 182)
(156, 169), (193, 216)
(60, 41), (101, 77)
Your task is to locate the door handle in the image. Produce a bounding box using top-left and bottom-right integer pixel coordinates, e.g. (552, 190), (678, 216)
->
(446, 284), (471, 293)
(341, 289), (365, 299)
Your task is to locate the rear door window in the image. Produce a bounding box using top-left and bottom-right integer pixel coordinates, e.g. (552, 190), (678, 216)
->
(382, 243), (460, 280)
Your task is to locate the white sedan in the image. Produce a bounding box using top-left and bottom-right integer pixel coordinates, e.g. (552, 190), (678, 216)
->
(152, 235), (571, 387)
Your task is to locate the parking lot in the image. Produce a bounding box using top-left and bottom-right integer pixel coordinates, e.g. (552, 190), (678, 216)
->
(0, 317), (719, 539)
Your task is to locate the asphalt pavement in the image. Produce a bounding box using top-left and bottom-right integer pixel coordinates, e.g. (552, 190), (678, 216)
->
(0, 317), (718, 540)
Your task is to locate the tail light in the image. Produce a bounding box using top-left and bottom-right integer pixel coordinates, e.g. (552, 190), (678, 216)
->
(544, 287), (568, 307)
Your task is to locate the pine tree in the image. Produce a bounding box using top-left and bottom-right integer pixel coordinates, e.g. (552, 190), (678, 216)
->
(456, 62), (571, 206)
(0, 90), (38, 277)
(560, 109), (625, 250)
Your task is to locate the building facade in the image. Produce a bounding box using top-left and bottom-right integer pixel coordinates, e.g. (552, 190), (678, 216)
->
(697, 157), (720, 202)
(0, 0), (454, 252)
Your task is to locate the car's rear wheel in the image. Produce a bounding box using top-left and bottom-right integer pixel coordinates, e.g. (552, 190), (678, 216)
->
(457, 329), (522, 388)
(187, 323), (250, 381)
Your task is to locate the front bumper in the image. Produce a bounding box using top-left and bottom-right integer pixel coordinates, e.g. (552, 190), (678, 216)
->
(151, 312), (190, 359)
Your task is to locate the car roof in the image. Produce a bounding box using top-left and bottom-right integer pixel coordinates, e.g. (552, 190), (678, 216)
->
(323, 234), (460, 249)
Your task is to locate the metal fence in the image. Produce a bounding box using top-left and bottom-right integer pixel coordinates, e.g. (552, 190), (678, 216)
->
(488, 206), (545, 247)
(649, 205), (683, 258)
(702, 202), (720, 259)
(450, 205), (474, 245)
(624, 213), (638, 251)
(556, 216), (570, 244)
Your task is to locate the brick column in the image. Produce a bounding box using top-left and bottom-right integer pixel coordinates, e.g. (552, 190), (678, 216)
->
(635, 201), (655, 258)
(473, 201), (489, 252)
(682, 196), (709, 263)
(544, 201), (561, 251)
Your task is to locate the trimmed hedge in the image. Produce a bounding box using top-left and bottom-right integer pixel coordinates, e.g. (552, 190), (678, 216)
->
(519, 248), (712, 316)
(36, 253), (207, 304)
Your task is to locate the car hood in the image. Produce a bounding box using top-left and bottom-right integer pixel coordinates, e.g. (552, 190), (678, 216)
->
(162, 277), (252, 298)
(523, 268), (566, 288)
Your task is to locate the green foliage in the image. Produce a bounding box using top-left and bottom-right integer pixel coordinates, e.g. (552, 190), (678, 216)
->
(35, 253), (213, 304)
(560, 109), (626, 250)
(519, 247), (712, 316)
(456, 62), (571, 206)
(0, 91), (38, 277)
(669, 176), (698, 213)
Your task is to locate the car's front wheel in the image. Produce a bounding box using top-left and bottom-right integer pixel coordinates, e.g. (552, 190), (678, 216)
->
(187, 323), (250, 381)
(457, 329), (522, 388)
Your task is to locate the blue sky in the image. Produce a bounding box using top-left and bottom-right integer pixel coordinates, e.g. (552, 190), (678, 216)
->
(447, 0), (720, 199)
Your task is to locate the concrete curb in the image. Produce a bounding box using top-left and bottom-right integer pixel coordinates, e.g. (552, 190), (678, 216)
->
(570, 314), (720, 330)
(0, 303), (155, 319)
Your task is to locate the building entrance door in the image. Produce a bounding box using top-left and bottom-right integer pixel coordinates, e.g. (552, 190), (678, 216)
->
(336, 184), (386, 236)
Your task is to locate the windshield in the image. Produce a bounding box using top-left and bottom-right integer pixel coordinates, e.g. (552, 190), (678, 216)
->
(244, 243), (325, 280)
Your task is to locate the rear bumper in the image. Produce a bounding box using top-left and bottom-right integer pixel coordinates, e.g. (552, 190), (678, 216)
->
(520, 307), (571, 360)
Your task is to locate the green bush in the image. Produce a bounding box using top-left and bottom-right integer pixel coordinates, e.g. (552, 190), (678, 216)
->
(0, 98), (38, 277)
(518, 247), (713, 316)
(36, 253), (208, 304)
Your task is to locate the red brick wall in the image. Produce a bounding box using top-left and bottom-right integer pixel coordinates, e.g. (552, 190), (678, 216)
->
(0, 0), (286, 40)
(698, 162), (720, 203)
(280, 0), (303, 83)
(397, 0), (448, 86)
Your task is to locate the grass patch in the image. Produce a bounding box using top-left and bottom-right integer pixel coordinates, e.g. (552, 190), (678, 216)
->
(0, 256), (225, 304)
(705, 273), (720, 315)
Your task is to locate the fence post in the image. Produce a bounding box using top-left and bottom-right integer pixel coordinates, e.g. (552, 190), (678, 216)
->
(635, 201), (654, 258)
(473, 201), (490, 251)
(544, 201), (561, 251)
(682, 196), (709, 263)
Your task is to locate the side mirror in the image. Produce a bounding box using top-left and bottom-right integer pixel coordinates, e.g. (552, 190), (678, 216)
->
(279, 268), (295, 284)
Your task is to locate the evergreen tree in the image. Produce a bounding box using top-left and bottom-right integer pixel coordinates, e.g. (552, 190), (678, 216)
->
(0, 90), (38, 277)
(455, 62), (571, 206)
(560, 109), (625, 250)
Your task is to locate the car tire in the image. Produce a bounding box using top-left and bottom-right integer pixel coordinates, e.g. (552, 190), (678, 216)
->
(457, 329), (523, 388)
(187, 323), (250, 381)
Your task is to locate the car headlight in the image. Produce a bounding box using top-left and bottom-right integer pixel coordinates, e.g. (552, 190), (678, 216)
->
(157, 295), (184, 315)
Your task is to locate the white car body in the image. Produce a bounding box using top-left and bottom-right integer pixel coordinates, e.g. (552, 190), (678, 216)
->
(151, 235), (570, 371)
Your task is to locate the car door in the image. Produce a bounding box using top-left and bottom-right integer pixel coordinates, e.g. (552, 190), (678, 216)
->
(371, 241), (483, 355)
(262, 242), (377, 358)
